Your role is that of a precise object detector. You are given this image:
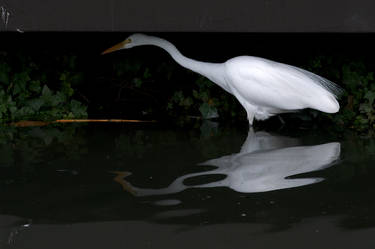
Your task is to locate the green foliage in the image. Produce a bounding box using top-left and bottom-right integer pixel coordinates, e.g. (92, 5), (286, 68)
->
(109, 58), (242, 120)
(106, 58), (164, 110)
(0, 53), (87, 122)
(167, 76), (242, 120)
(113, 59), (154, 89)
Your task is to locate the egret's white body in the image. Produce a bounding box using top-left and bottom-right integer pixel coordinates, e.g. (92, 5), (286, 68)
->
(102, 34), (342, 125)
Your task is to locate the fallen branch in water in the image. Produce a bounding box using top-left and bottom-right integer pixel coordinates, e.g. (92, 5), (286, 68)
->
(10, 119), (157, 127)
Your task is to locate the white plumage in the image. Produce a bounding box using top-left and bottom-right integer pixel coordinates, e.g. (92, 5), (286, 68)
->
(102, 33), (343, 125)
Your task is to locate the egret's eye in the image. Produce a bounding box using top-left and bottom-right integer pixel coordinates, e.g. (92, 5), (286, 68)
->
(127, 38), (132, 43)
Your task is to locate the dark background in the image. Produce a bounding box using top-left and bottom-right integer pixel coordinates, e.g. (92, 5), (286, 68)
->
(1, 0), (375, 32)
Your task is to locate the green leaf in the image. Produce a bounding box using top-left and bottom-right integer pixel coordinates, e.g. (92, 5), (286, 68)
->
(0, 104), (7, 117)
(143, 68), (151, 79)
(192, 90), (199, 99)
(364, 91), (375, 106)
(70, 100), (87, 118)
(199, 91), (209, 102)
(42, 85), (52, 97)
(199, 102), (219, 119)
(28, 98), (44, 111)
(134, 78), (143, 88)
(29, 80), (42, 93)
(167, 102), (173, 110)
(182, 97), (193, 108)
(172, 91), (184, 103)
(12, 72), (31, 95)
(59, 72), (67, 82)
(54, 91), (67, 105)
(61, 81), (74, 97)
(0, 63), (10, 84)
(16, 106), (34, 118)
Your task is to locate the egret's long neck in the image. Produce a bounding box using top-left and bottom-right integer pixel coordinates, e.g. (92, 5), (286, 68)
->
(142, 36), (228, 92)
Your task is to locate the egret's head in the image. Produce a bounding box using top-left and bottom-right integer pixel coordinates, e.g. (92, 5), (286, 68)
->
(101, 33), (149, 55)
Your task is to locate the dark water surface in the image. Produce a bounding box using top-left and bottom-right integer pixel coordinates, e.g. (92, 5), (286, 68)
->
(1, 123), (375, 249)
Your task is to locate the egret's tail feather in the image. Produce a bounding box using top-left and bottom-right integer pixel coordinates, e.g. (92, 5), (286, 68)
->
(293, 66), (345, 98)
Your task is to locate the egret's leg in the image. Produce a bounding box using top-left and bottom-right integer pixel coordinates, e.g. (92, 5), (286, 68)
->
(237, 97), (255, 126)
(277, 115), (286, 131)
(278, 115), (285, 125)
(247, 111), (255, 126)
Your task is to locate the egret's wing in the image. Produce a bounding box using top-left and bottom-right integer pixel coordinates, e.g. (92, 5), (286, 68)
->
(290, 66), (344, 97)
(226, 57), (341, 110)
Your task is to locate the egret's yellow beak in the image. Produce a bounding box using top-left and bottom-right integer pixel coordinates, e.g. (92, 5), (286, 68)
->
(101, 39), (131, 55)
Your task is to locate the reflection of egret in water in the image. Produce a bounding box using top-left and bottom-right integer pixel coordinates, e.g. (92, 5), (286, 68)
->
(114, 129), (340, 196)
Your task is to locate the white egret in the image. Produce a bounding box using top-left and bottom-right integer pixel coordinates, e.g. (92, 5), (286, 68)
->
(102, 34), (343, 125)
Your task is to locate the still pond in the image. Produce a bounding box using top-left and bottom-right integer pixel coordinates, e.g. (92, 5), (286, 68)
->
(0, 122), (374, 249)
